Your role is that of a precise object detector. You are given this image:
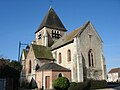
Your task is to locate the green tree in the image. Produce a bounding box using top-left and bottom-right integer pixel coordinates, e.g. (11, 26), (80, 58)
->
(53, 77), (70, 90)
(0, 58), (22, 89)
(9, 60), (22, 71)
(0, 58), (22, 72)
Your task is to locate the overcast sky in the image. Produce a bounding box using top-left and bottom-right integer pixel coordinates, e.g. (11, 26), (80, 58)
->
(0, 0), (120, 72)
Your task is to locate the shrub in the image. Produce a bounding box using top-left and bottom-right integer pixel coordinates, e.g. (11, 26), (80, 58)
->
(68, 80), (91, 90)
(68, 82), (77, 90)
(53, 77), (70, 90)
(77, 83), (84, 90)
(68, 80), (107, 90)
(90, 80), (107, 89)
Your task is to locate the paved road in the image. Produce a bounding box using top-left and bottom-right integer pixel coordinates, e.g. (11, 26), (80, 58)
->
(95, 86), (120, 90)
(18, 86), (120, 90)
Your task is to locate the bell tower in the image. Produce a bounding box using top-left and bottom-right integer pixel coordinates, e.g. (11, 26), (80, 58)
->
(35, 7), (67, 47)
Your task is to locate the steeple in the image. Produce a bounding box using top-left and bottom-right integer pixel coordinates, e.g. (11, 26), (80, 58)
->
(35, 7), (67, 33)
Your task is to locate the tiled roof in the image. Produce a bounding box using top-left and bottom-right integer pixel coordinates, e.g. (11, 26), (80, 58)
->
(51, 21), (90, 50)
(35, 7), (67, 33)
(108, 68), (120, 73)
(37, 63), (70, 71)
(31, 44), (53, 60)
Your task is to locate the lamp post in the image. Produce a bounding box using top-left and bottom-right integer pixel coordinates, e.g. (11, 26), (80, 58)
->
(18, 41), (29, 62)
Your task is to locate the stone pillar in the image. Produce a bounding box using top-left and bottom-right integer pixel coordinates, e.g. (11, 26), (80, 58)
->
(50, 76), (52, 89)
(42, 34), (44, 46)
(72, 37), (78, 82)
(76, 53), (83, 82)
(75, 37), (83, 82)
(101, 54), (107, 80)
(73, 37), (83, 82)
(43, 28), (48, 46)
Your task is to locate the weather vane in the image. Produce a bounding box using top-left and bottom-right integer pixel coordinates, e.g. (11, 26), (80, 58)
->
(49, 0), (53, 6)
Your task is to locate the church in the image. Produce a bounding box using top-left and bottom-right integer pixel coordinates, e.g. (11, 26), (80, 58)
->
(20, 7), (107, 89)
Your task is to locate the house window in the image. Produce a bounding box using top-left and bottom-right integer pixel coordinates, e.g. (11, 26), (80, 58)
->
(67, 49), (71, 62)
(29, 60), (31, 73)
(58, 53), (62, 64)
(88, 49), (95, 67)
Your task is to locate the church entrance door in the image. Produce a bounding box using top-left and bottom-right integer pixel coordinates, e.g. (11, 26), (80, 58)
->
(45, 76), (50, 89)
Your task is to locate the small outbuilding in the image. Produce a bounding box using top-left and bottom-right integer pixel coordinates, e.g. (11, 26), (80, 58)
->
(36, 63), (71, 90)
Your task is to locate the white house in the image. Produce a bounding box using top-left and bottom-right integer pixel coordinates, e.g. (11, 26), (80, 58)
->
(107, 68), (120, 83)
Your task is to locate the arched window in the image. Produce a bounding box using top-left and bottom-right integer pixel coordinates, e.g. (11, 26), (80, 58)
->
(67, 49), (71, 62)
(58, 73), (64, 78)
(29, 60), (31, 73)
(58, 53), (62, 64)
(58, 73), (62, 77)
(88, 49), (95, 67)
(36, 64), (40, 71)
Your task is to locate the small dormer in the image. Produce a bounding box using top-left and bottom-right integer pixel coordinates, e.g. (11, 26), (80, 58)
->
(35, 7), (67, 47)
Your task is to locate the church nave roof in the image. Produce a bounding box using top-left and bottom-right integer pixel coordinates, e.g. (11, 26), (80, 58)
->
(51, 21), (90, 50)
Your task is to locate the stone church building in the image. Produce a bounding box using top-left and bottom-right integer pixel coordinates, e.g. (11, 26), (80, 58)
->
(20, 7), (106, 89)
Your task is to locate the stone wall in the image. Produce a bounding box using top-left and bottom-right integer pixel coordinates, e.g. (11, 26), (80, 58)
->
(52, 43), (74, 81)
(25, 45), (52, 82)
(35, 27), (66, 46)
(78, 23), (104, 80)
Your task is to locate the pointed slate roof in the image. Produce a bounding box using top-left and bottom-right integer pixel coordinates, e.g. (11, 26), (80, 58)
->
(31, 44), (53, 60)
(35, 7), (67, 33)
(37, 63), (70, 71)
(51, 21), (90, 50)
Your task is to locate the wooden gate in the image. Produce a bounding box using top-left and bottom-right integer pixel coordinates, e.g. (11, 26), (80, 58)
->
(0, 79), (6, 90)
